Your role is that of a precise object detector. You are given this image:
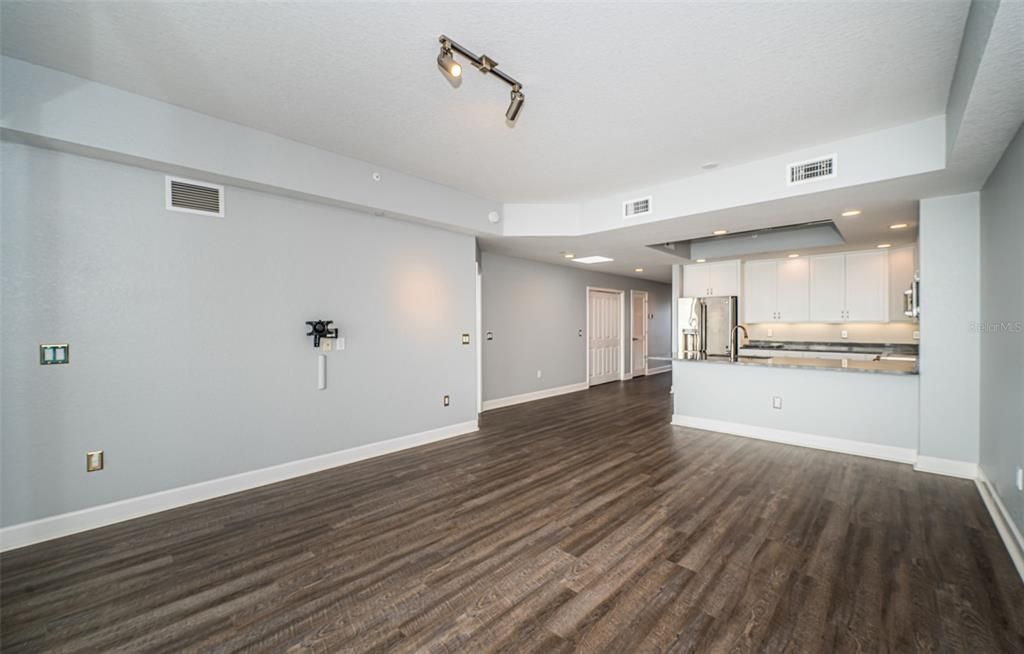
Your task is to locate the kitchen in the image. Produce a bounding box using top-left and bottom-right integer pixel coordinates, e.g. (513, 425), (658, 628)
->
(667, 227), (928, 466)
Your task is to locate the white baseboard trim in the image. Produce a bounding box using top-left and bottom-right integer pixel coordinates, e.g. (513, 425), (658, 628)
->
(913, 456), (978, 479)
(671, 414), (918, 464)
(0, 420), (479, 552)
(975, 468), (1024, 584)
(646, 366), (671, 376)
(481, 382), (589, 411)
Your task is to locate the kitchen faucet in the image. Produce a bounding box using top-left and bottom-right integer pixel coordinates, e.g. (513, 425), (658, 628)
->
(729, 324), (749, 362)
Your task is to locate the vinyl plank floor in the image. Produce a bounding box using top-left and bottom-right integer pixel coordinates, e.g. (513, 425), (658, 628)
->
(2, 374), (1022, 652)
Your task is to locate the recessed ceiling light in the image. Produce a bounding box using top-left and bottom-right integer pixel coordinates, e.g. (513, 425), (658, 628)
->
(572, 255), (614, 264)
(788, 253), (800, 258)
(713, 229), (728, 235)
(841, 210), (862, 217)
(701, 161), (719, 170)
(889, 223), (908, 229)
(877, 243), (892, 248)
(695, 258), (707, 263)
(634, 267), (644, 273)
(562, 252), (575, 259)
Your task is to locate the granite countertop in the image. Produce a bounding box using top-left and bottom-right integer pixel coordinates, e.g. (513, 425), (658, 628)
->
(674, 352), (918, 375)
(743, 340), (919, 356)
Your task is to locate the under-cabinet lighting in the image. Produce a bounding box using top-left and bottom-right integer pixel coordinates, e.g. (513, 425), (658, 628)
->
(572, 256), (614, 264)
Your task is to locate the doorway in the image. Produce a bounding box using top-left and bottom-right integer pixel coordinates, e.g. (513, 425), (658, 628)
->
(631, 290), (648, 377)
(586, 287), (625, 386)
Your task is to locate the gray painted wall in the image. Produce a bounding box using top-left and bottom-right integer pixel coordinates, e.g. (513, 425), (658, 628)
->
(480, 252), (671, 401)
(1, 143), (477, 526)
(979, 124), (1024, 537)
(918, 192), (981, 464)
(673, 360), (920, 453)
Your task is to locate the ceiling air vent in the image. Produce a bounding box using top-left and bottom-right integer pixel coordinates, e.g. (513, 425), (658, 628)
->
(624, 196), (652, 218)
(165, 176), (224, 217)
(787, 154), (836, 185)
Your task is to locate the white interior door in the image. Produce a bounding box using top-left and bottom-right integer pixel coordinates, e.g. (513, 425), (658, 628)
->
(631, 291), (648, 376)
(588, 290), (621, 386)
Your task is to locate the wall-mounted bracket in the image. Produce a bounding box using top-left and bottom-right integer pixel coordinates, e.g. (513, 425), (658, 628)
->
(305, 320), (338, 348)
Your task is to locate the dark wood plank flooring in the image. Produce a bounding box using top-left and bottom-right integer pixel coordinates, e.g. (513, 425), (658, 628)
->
(2, 373), (1022, 652)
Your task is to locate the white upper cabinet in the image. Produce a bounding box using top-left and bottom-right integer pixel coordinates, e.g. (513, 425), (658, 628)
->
(683, 260), (740, 297)
(742, 260), (778, 323)
(742, 257), (809, 323)
(707, 261), (740, 297)
(776, 257), (810, 322)
(808, 250), (889, 322)
(682, 264), (709, 298)
(809, 254), (846, 321)
(844, 250), (889, 321)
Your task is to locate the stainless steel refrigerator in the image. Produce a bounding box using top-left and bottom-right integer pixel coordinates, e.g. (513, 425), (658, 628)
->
(678, 296), (739, 357)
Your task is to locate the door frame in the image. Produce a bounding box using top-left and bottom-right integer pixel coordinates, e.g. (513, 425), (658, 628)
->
(476, 260), (483, 414)
(630, 289), (649, 377)
(585, 287), (627, 387)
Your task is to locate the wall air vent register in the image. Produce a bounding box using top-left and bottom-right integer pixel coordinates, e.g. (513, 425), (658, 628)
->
(165, 176), (224, 217)
(787, 154), (837, 185)
(624, 196), (652, 218)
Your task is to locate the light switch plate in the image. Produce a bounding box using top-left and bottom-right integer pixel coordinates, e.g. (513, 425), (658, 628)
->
(443, 395), (450, 407)
(1016, 466), (1023, 492)
(87, 450), (104, 472)
(840, 330), (848, 339)
(461, 333), (471, 345)
(772, 396), (782, 410)
(913, 331), (920, 340)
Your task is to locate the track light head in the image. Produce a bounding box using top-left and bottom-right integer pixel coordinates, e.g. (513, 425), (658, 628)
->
(437, 42), (462, 78)
(506, 85), (525, 122)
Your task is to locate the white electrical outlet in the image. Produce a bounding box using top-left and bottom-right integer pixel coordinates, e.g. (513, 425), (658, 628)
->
(537, 369), (542, 379)
(913, 331), (920, 340)
(337, 337), (345, 350)
(322, 340), (333, 352)
(1016, 466), (1023, 492)
(772, 396), (782, 410)
(766, 328), (773, 337)
(840, 330), (848, 339)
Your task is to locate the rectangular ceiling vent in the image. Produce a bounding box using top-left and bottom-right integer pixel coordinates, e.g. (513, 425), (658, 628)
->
(623, 196), (652, 218)
(165, 176), (224, 217)
(787, 154), (837, 185)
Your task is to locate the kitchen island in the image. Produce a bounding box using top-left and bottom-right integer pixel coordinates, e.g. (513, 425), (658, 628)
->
(669, 351), (921, 464)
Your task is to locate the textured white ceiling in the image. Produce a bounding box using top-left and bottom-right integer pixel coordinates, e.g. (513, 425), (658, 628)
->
(0, 1), (969, 203)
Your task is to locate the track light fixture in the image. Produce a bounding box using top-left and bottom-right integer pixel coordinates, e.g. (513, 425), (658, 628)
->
(506, 85), (525, 122)
(437, 34), (525, 123)
(437, 41), (462, 78)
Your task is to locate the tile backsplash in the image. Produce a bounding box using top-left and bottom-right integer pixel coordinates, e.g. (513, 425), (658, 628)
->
(745, 322), (919, 344)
